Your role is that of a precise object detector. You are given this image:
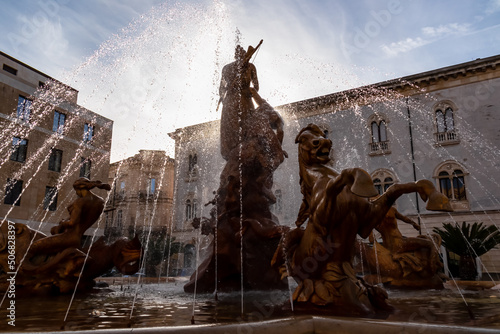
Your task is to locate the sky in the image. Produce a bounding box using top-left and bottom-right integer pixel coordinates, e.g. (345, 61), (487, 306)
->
(1, 0), (500, 162)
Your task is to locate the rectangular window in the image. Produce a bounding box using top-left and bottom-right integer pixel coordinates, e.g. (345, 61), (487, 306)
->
(48, 149), (63, 172)
(43, 186), (58, 211)
(83, 123), (94, 142)
(104, 211), (111, 230)
(52, 111), (66, 133)
(3, 64), (17, 75)
(10, 137), (28, 162)
(148, 178), (156, 194)
(16, 96), (32, 123)
(4, 179), (23, 206)
(80, 157), (91, 178)
(116, 210), (123, 230)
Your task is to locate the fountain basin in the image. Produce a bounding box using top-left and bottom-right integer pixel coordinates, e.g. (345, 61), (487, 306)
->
(6, 280), (500, 333)
(14, 316), (500, 334)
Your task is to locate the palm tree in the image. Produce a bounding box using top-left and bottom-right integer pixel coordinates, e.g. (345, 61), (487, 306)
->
(433, 222), (500, 280)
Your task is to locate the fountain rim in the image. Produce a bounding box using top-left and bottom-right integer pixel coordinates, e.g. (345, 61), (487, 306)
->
(32, 315), (498, 334)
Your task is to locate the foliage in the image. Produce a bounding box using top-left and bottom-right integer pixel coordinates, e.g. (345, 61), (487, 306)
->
(433, 222), (500, 258)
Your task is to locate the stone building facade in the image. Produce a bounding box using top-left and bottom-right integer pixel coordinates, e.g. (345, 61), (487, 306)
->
(105, 150), (175, 237)
(0, 51), (113, 239)
(168, 124), (221, 275)
(171, 54), (500, 278)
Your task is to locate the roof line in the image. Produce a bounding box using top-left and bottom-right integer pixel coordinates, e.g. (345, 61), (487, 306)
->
(0, 50), (78, 93)
(279, 54), (500, 110)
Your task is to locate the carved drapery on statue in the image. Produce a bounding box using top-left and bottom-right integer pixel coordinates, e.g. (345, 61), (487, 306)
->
(272, 124), (452, 315)
(185, 41), (288, 293)
(0, 178), (142, 294)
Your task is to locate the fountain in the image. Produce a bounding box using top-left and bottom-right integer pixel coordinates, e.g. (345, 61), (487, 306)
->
(0, 178), (142, 294)
(1, 2), (500, 333)
(271, 123), (451, 315)
(184, 41), (288, 294)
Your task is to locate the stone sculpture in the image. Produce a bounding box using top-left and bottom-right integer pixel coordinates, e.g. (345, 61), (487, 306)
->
(185, 41), (288, 293)
(272, 124), (452, 315)
(357, 207), (445, 289)
(0, 178), (142, 293)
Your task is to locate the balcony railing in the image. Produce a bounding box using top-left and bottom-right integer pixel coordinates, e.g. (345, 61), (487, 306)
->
(138, 190), (161, 201)
(435, 131), (459, 145)
(114, 190), (126, 202)
(184, 169), (199, 182)
(369, 141), (391, 156)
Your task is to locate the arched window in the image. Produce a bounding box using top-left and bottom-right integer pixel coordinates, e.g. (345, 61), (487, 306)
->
(372, 170), (396, 195)
(436, 110), (445, 133)
(116, 210), (123, 230)
(434, 102), (459, 145)
(192, 199), (197, 219)
(434, 161), (468, 210)
(453, 170), (466, 200)
(436, 107), (455, 133)
(185, 199), (192, 220)
(438, 171), (452, 198)
(367, 114), (390, 155)
(370, 120), (388, 143)
(437, 170), (466, 201)
(188, 154), (197, 172)
(373, 177), (395, 195)
(383, 177), (393, 192)
(371, 122), (379, 143)
(445, 108), (455, 131)
(185, 199), (197, 220)
(379, 121), (387, 142)
(373, 178), (382, 195)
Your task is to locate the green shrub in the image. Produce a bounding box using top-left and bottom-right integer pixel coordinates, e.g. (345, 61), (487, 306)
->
(433, 222), (500, 258)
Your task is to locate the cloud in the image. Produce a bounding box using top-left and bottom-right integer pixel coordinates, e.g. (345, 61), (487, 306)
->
(381, 37), (428, 57)
(33, 20), (69, 59)
(68, 0), (235, 162)
(486, 0), (500, 14)
(3, 0), (498, 161)
(421, 23), (470, 38)
(381, 23), (470, 57)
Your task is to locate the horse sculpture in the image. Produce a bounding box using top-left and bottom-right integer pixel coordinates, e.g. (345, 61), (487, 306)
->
(273, 124), (452, 315)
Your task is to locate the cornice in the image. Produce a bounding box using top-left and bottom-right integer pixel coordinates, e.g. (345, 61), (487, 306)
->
(277, 54), (500, 119)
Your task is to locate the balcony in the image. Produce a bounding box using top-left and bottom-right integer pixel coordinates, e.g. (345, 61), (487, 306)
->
(138, 190), (161, 201)
(435, 130), (459, 146)
(369, 141), (391, 156)
(114, 190), (126, 202)
(184, 169), (199, 182)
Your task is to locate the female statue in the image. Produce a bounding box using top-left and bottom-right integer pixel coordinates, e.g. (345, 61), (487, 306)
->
(27, 178), (111, 259)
